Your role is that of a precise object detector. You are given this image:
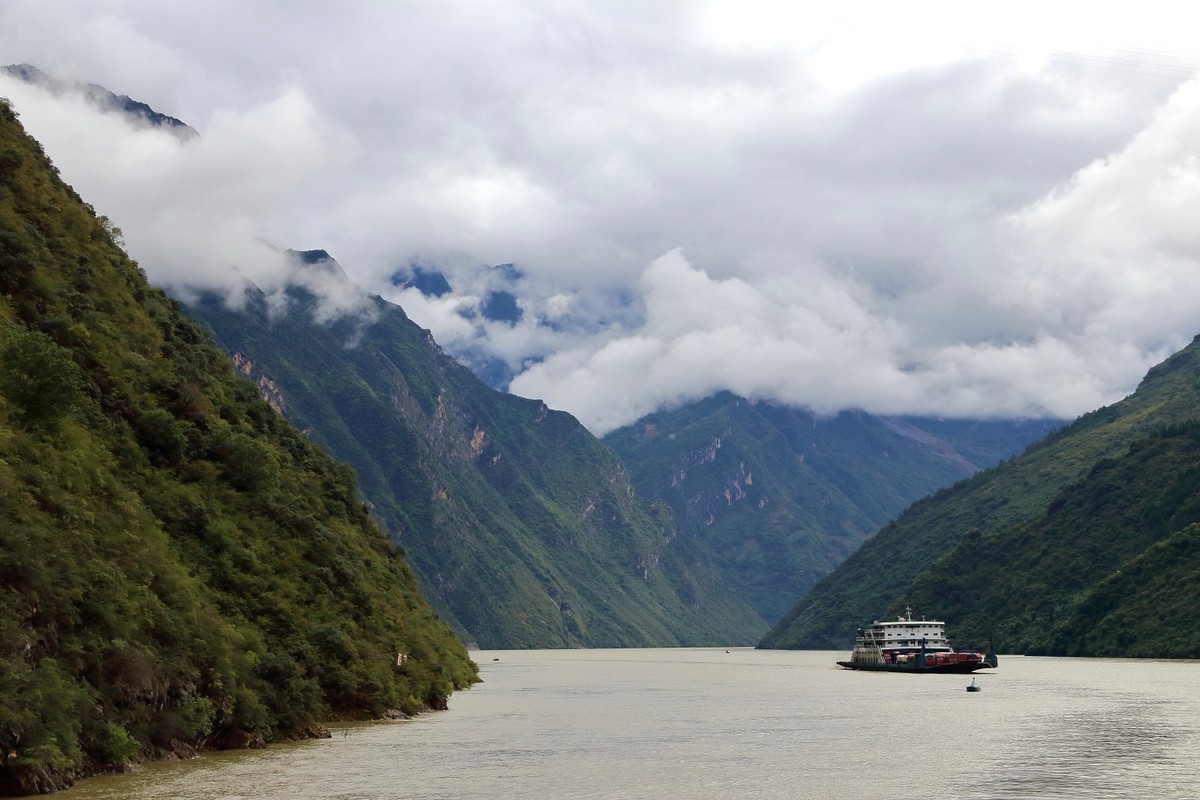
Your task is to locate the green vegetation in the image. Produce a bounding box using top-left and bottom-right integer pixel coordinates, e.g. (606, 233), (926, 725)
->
(0, 330), (85, 431)
(188, 268), (764, 649)
(762, 335), (1200, 652)
(0, 100), (476, 794)
(604, 392), (1056, 623)
(900, 423), (1200, 656)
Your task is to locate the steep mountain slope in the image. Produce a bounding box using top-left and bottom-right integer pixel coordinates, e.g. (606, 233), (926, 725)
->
(762, 336), (1200, 649)
(901, 422), (1200, 657)
(9, 63), (763, 650)
(0, 101), (475, 794)
(604, 393), (1059, 623)
(188, 265), (765, 649)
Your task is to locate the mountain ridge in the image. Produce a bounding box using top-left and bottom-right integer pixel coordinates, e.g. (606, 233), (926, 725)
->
(0, 100), (475, 794)
(604, 392), (1060, 624)
(187, 259), (766, 649)
(762, 334), (1200, 651)
(3, 64), (197, 137)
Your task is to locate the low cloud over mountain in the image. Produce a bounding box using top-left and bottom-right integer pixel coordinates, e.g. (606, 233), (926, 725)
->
(4, 1), (1200, 432)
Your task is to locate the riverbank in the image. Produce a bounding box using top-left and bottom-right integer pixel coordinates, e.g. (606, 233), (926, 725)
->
(49, 649), (1200, 800)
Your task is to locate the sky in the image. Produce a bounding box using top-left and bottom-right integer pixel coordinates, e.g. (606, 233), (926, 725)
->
(3, 1), (1200, 434)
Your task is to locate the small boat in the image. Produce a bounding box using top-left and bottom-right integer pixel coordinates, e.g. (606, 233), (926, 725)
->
(966, 678), (981, 692)
(836, 606), (997, 674)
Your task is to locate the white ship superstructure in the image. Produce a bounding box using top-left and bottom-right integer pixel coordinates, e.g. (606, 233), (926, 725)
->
(838, 606), (996, 673)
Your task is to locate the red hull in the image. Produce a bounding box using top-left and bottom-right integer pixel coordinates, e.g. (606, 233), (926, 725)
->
(836, 659), (994, 674)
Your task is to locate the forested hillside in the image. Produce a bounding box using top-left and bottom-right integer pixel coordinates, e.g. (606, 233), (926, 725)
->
(762, 336), (1200, 652)
(0, 100), (475, 794)
(188, 265), (764, 649)
(604, 393), (1058, 623)
(901, 421), (1200, 657)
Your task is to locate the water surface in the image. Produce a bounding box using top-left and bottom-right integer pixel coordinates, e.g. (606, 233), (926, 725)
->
(65, 649), (1200, 799)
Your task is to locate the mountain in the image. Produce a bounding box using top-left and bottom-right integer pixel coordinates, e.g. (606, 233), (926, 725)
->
(0, 100), (475, 794)
(3, 64), (197, 137)
(603, 393), (1060, 624)
(4, 64), (762, 651)
(762, 336), (1200, 652)
(187, 258), (765, 650)
(903, 422), (1200, 657)
(387, 261), (525, 389)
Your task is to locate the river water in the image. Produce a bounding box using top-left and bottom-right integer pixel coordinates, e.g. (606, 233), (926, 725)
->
(64, 648), (1199, 799)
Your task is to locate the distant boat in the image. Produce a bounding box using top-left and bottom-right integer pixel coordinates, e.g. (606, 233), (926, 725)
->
(836, 606), (998, 674)
(966, 678), (981, 692)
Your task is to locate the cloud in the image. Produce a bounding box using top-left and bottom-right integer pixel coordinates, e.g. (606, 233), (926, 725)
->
(1008, 78), (1200, 343)
(509, 70), (1200, 433)
(3, 1), (1200, 433)
(0, 68), (370, 318)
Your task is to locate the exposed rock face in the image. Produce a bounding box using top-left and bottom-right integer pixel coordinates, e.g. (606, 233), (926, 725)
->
(0, 764), (78, 796)
(188, 271), (766, 649)
(606, 392), (1061, 624)
(233, 352), (286, 413)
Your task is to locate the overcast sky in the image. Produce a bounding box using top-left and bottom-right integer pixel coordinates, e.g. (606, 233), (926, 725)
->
(3, 1), (1200, 434)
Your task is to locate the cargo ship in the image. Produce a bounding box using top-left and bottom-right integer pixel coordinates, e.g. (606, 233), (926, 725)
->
(836, 607), (997, 673)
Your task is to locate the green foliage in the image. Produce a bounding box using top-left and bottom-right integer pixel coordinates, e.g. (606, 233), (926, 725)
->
(898, 426), (1200, 656)
(1051, 524), (1200, 657)
(216, 431), (279, 491)
(134, 406), (187, 465)
(763, 334), (1200, 652)
(170, 697), (217, 742)
(189, 272), (765, 650)
(0, 328), (84, 432)
(604, 392), (1055, 624)
(92, 723), (140, 765)
(0, 101), (476, 794)
(7, 660), (86, 772)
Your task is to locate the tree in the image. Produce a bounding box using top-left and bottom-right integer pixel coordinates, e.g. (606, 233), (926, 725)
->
(0, 329), (85, 432)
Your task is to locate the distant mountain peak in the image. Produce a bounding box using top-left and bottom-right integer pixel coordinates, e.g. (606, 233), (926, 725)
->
(391, 264), (453, 298)
(288, 248), (350, 279)
(605, 392), (1059, 625)
(3, 63), (198, 138)
(480, 289), (522, 324)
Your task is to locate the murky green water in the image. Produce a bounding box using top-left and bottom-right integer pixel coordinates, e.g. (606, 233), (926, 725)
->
(62, 649), (1200, 799)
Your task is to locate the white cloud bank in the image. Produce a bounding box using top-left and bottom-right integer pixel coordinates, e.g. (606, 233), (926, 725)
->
(3, 1), (1200, 433)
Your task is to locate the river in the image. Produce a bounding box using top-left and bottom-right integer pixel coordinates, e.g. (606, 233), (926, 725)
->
(63, 648), (1200, 799)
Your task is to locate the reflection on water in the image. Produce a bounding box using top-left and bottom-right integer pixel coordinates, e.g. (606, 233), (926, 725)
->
(969, 694), (1190, 799)
(62, 651), (1200, 800)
